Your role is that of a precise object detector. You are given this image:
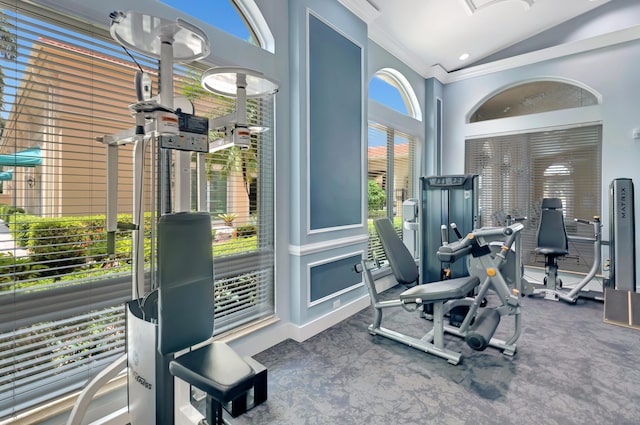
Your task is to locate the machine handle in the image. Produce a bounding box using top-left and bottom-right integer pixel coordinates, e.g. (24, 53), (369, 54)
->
(574, 216), (601, 226)
(450, 223), (464, 240)
(471, 222), (523, 239)
(440, 224), (448, 246)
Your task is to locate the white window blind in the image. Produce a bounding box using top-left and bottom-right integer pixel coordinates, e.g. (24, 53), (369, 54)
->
(465, 125), (602, 273)
(0, 2), (275, 418)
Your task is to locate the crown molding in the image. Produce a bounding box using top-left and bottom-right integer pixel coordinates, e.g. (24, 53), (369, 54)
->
(427, 64), (450, 83)
(367, 25), (435, 78)
(337, 0), (437, 76)
(337, 0), (381, 24)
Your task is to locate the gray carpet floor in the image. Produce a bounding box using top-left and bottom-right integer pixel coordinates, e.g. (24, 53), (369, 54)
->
(230, 286), (640, 425)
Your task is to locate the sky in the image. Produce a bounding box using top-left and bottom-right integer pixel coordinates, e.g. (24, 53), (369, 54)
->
(159, 0), (252, 42)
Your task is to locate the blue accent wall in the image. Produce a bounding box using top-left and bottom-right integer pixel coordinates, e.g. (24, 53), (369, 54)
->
(309, 254), (362, 303)
(308, 14), (362, 230)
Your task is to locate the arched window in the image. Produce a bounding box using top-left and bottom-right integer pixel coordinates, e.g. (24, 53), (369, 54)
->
(368, 68), (422, 121)
(469, 80), (599, 123)
(159, 0), (275, 52)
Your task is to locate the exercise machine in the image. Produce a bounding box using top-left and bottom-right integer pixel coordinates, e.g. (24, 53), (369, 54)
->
(67, 10), (277, 425)
(418, 175), (480, 322)
(609, 178), (636, 292)
(357, 218), (524, 365)
(603, 178), (639, 328)
(527, 198), (603, 303)
(420, 174), (479, 282)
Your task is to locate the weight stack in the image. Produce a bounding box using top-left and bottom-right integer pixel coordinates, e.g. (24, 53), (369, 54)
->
(609, 178), (636, 292)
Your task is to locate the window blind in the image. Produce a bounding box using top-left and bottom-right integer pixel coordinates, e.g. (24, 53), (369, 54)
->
(0, 2), (275, 417)
(465, 125), (602, 273)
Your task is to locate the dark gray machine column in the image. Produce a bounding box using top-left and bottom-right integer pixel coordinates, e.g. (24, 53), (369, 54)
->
(609, 178), (636, 292)
(420, 175), (479, 283)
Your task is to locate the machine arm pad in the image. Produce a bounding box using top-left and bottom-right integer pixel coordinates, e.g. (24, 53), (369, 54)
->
(436, 238), (473, 263)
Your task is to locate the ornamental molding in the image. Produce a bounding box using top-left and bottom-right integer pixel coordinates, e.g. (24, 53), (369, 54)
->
(461, 0), (534, 15)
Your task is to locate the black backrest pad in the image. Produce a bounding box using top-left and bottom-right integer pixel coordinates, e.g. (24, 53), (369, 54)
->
(537, 198), (569, 250)
(374, 218), (419, 286)
(541, 197), (563, 209)
(158, 212), (215, 355)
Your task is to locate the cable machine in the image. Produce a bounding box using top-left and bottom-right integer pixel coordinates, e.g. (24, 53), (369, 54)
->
(420, 174), (480, 283)
(68, 10), (278, 425)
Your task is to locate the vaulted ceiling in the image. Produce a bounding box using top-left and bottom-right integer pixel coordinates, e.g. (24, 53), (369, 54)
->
(338, 0), (640, 79)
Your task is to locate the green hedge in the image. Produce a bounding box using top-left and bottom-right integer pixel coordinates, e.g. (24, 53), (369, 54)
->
(235, 224), (257, 238)
(25, 217), (89, 277)
(0, 205), (154, 281)
(0, 204), (25, 223)
(0, 204), (257, 285)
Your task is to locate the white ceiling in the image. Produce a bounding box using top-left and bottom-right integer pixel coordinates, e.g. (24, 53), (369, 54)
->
(338, 0), (640, 78)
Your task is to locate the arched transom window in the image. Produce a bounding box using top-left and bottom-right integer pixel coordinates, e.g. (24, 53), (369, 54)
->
(369, 68), (422, 121)
(469, 80), (599, 123)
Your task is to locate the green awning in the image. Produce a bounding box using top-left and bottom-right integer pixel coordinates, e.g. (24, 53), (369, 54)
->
(0, 170), (13, 181)
(0, 147), (42, 167)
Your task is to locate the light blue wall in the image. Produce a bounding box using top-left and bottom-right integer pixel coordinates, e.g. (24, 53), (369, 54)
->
(308, 13), (362, 230)
(442, 38), (640, 283)
(286, 0), (369, 325)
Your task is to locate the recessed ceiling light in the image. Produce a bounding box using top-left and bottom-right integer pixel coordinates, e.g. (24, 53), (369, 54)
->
(459, 53), (470, 61)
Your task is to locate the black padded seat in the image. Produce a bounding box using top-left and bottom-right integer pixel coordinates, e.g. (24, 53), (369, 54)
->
(535, 246), (569, 256)
(535, 197), (569, 257)
(169, 341), (255, 404)
(400, 276), (480, 303)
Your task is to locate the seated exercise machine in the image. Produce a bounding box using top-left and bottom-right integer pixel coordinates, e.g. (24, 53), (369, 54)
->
(357, 218), (524, 365)
(527, 198), (603, 303)
(127, 212), (262, 425)
(68, 11), (276, 425)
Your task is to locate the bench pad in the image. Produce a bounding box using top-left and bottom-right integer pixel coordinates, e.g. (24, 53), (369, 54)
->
(169, 341), (255, 403)
(400, 276), (480, 303)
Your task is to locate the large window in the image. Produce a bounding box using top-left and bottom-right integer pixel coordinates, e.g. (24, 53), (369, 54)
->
(367, 69), (420, 262)
(367, 122), (416, 261)
(465, 125), (602, 273)
(0, 3), (275, 418)
(367, 123), (416, 219)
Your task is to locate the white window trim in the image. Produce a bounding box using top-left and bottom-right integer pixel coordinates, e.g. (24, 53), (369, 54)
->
(235, 0), (275, 53)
